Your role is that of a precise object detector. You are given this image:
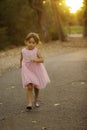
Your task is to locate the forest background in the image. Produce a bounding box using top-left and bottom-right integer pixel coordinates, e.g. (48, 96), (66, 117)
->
(0, 0), (87, 50)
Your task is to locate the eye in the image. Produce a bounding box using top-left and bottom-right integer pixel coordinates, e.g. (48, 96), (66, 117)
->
(29, 41), (35, 44)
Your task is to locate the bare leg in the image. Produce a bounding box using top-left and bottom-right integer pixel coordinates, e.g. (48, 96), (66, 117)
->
(34, 87), (39, 102)
(34, 87), (40, 107)
(26, 83), (33, 107)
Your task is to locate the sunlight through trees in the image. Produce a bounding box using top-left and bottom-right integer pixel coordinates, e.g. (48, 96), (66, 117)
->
(0, 0), (86, 50)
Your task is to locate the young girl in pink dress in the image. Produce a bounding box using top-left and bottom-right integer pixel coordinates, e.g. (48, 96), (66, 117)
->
(20, 32), (50, 110)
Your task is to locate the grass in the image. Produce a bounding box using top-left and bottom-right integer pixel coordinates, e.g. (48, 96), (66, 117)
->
(65, 25), (83, 34)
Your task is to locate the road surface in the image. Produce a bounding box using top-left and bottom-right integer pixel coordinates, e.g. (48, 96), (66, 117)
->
(0, 49), (87, 130)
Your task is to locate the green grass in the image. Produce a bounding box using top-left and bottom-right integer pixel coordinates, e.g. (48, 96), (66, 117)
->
(65, 25), (83, 34)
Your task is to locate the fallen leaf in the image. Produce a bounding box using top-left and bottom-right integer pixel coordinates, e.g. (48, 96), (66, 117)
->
(42, 126), (47, 129)
(54, 103), (60, 106)
(81, 82), (85, 85)
(32, 120), (37, 123)
(11, 86), (15, 89)
(21, 110), (24, 113)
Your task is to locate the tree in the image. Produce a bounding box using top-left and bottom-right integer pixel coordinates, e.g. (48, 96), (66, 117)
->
(50, 0), (66, 41)
(28, 0), (51, 41)
(0, 0), (39, 46)
(0, 0), (26, 44)
(83, 0), (87, 37)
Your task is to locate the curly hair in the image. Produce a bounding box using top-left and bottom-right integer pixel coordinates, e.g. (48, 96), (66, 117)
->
(25, 32), (40, 44)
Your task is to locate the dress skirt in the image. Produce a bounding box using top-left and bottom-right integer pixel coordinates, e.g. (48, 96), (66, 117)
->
(22, 61), (50, 89)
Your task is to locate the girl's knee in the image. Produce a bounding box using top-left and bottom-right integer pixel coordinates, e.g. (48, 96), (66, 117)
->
(27, 83), (33, 90)
(34, 87), (38, 91)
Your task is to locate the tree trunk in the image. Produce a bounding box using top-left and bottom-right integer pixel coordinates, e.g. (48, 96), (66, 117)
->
(83, 0), (87, 37)
(28, 0), (51, 42)
(50, 0), (66, 41)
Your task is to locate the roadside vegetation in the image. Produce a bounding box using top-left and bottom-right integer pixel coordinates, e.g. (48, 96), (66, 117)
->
(0, 0), (87, 50)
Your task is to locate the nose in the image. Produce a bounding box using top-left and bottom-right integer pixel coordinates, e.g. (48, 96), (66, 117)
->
(29, 42), (33, 45)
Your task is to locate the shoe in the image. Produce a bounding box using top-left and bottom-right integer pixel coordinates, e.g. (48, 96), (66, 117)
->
(35, 102), (40, 107)
(26, 106), (32, 110)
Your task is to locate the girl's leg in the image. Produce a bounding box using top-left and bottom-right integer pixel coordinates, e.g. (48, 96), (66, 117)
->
(26, 83), (33, 107)
(34, 87), (40, 107)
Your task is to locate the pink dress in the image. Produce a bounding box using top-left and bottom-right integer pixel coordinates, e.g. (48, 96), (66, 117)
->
(21, 48), (50, 89)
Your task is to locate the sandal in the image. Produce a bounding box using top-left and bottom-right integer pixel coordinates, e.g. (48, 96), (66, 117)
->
(26, 106), (33, 110)
(35, 102), (40, 107)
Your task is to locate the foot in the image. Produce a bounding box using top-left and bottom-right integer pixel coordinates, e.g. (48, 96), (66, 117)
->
(26, 105), (33, 110)
(35, 102), (40, 107)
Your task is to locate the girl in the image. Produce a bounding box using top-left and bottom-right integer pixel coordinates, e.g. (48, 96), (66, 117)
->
(20, 32), (50, 110)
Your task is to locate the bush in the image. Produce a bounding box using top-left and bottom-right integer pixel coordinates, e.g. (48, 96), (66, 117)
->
(0, 27), (10, 50)
(49, 26), (59, 40)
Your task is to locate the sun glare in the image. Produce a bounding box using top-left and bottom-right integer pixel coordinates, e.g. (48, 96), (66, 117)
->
(65, 0), (83, 13)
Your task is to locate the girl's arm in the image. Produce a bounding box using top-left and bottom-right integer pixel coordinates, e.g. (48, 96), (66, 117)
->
(20, 52), (23, 68)
(31, 50), (44, 63)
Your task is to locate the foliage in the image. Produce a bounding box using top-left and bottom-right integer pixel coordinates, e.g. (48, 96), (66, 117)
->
(76, 7), (84, 25)
(0, 27), (9, 50)
(65, 25), (83, 34)
(83, 0), (87, 36)
(0, 0), (39, 49)
(0, 0), (86, 50)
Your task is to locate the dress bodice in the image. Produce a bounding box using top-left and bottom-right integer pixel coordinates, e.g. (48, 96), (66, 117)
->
(22, 48), (37, 63)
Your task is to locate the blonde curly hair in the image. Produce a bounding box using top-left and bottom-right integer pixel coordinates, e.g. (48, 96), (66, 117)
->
(25, 32), (40, 44)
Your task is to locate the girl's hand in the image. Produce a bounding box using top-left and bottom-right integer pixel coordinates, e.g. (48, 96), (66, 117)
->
(31, 59), (34, 62)
(31, 58), (43, 63)
(31, 50), (44, 63)
(31, 58), (36, 62)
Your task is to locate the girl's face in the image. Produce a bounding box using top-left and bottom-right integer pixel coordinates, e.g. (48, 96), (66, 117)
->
(26, 37), (37, 50)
